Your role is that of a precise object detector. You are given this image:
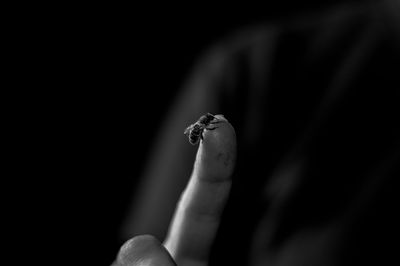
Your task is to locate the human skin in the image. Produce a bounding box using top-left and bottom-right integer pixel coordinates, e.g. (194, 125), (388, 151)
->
(113, 115), (237, 266)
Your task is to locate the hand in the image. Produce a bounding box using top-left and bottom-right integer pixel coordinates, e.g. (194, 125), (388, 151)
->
(113, 116), (236, 266)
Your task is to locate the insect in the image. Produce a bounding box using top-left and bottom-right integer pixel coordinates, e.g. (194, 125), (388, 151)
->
(184, 113), (222, 145)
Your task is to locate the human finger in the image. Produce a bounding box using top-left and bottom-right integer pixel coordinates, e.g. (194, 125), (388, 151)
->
(112, 235), (176, 266)
(163, 114), (236, 266)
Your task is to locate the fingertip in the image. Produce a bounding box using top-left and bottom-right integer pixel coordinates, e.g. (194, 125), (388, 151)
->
(197, 118), (237, 182)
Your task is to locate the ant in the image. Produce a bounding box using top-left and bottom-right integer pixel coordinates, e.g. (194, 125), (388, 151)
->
(184, 113), (222, 145)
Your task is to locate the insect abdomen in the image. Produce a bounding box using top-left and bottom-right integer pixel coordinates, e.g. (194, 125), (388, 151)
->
(188, 124), (202, 145)
(189, 134), (200, 145)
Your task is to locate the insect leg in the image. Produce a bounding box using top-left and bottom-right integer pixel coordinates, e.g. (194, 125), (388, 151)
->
(184, 124), (194, 135)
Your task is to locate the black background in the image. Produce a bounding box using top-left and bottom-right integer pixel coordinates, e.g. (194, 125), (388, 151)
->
(16, 2), (368, 265)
